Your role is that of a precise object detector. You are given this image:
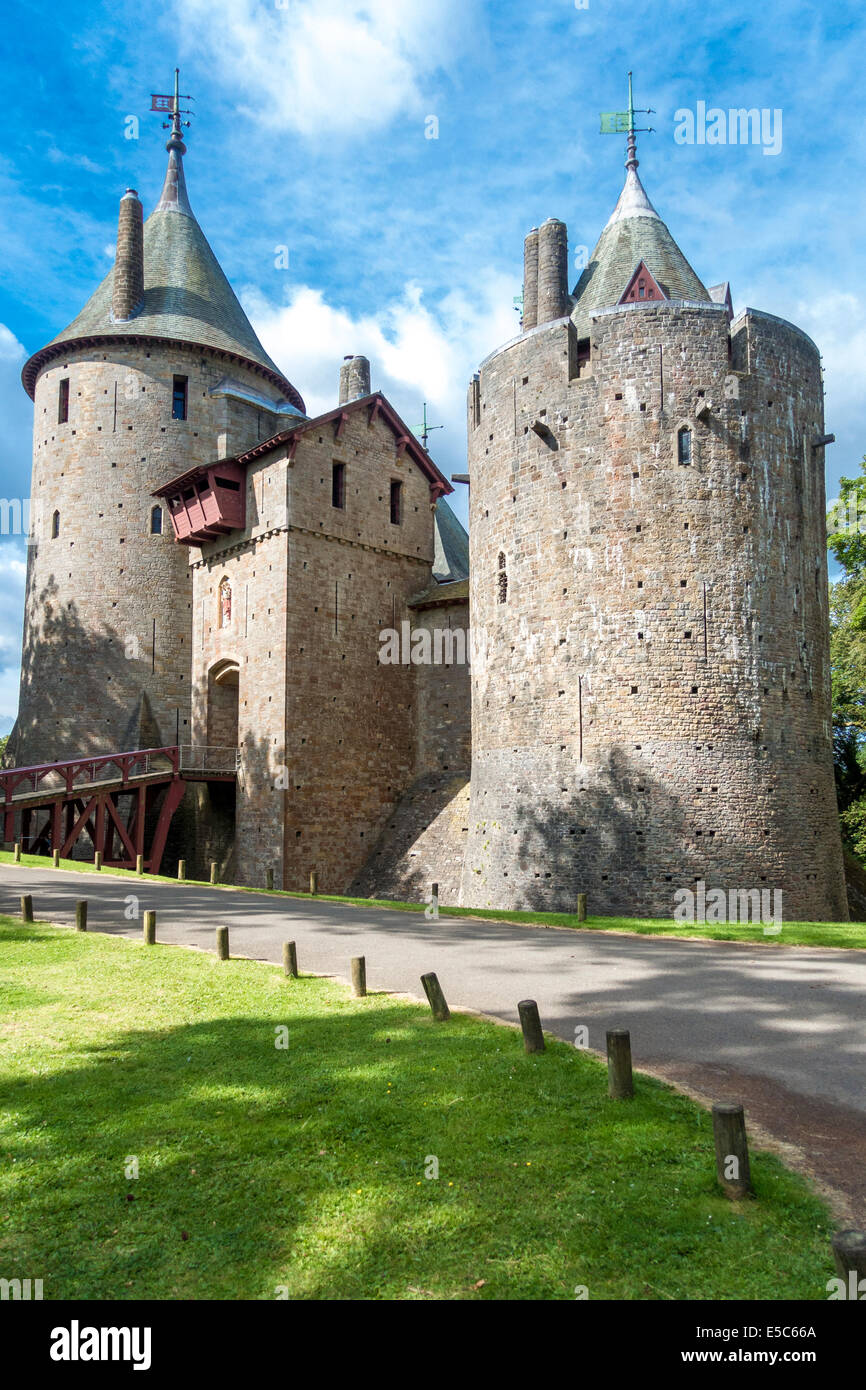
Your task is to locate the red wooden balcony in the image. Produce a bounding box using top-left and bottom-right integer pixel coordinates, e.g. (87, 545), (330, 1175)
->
(154, 460), (246, 545)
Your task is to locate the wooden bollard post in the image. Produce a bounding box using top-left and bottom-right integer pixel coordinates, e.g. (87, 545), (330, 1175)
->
(518, 999), (545, 1053)
(576, 893), (587, 923)
(14, 842), (21, 863)
(52, 850), (60, 868)
(712, 1103), (753, 1199)
(831, 1230), (866, 1293)
(75, 900), (88, 932)
(20, 894), (33, 923)
(283, 941), (298, 978)
(135, 854), (144, 876)
(421, 972), (450, 1022)
(143, 910), (156, 945)
(210, 861), (217, 885)
(216, 925), (229, 960)
(177, 859), (186, 881)
(606, 1028), (634, 1099)
(351, 956), (367, 998)
(266, 867), (274, 891)
(95, 851), (103, 871)
(309, 870), (318, 896)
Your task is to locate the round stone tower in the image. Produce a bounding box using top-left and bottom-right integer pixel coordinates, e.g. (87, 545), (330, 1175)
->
(461, 140), (847, 922)
(9, 99), (304, 766)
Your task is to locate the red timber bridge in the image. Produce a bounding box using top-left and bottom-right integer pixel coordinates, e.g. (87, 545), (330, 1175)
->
(0, 746), (239, 874)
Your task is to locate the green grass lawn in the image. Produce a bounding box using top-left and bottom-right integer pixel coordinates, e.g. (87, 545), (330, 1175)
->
(0, 916), (836, 1300)
(2, 848), (864, 949)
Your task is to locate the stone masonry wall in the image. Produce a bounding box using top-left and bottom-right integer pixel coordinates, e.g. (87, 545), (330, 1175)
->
(460, 301), (847, 920)
(194, 405), (438, 892)
(12, 342), (280, 766)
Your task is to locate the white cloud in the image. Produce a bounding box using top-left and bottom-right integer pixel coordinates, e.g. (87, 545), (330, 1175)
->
(793, 290), (866, 493)
(0, 326), (32, 732)
(0, 543), (26, 731)
(243, 271), (516, 526)
(0, 323), (26, 361)
(176, 0), (473, 137)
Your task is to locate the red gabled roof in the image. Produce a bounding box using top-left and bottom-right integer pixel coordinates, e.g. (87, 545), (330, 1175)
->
(617, 260), (667, 306)
(236, 392), (452, 498)
(154, 391), (452, 509)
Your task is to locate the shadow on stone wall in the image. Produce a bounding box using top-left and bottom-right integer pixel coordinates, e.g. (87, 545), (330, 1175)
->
(502, 746), (704, 916)
(349, 770), (470, 904)
(7, 571), (181, 767)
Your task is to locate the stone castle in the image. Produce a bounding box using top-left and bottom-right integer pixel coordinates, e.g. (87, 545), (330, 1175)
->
(7, 91), (848, 921)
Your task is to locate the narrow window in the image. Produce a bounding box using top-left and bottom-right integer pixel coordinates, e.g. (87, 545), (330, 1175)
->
(150, 504), (163, 535)
(638, 281), (646, 299)
(51, 510), (60, 539)
(390, 479), (402, 525)
(58, 378), (69, 424)
(498, 550), (508, 604)
(332, 462), (345, 509)
(172, 375), (188, 421)
(677, 427), (692, 466)
(219, 576), (232, 629)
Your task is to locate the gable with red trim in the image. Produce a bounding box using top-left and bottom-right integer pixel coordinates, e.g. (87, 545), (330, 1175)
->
(618, 261), (667, 305)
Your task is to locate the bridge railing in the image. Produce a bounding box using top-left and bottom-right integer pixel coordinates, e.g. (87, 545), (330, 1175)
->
(179, 745), (241, 776)
(0, 746), (181, 805)
(0, 745), (241, 804)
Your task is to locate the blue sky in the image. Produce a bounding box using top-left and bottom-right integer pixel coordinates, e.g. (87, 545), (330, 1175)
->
(1, 0), (864, 734)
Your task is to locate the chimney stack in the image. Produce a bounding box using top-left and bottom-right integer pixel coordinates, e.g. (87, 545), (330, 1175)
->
(522, 228), (539, 330)
(112, 188), (144, 323)
(536, 218), (568, 324)
(339, 355), (371, 404)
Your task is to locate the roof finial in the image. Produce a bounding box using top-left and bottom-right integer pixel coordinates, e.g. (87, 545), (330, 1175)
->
(151, 70), (195, 215)
(626, 71), (637, 170)
(600, 72), (654, 172)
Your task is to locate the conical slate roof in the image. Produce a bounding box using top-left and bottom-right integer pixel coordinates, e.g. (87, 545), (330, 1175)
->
(571, 164), (710, 338)
(22, 146), (304, 410)
(432, 497), (469, 583)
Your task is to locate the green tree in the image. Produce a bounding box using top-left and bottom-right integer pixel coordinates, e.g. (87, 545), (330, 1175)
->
(828, 458), (866, 848)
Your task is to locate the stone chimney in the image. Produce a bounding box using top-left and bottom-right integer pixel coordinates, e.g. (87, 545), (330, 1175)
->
(537, 218), (568, 324)
(522, 228), (539, 330)
(112, 188), (144, 322)
(339, 355), (371, 404)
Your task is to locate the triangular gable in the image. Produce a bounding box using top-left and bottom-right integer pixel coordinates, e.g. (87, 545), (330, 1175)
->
(617, 260), (667, 306)
(708, 282), (734, 321)
(185, 392), (452, 503)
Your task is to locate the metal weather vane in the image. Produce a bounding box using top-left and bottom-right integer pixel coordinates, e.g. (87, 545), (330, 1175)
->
(151, 68), (194, 142)
(600, 71), (654, 164)
(413, 402), (444, 451)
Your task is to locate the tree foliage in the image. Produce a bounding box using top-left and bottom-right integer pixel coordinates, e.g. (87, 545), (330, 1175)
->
(828, 458), (866, 846)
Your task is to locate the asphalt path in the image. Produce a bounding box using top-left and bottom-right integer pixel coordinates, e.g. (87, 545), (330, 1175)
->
(2, 864), (864, 1220)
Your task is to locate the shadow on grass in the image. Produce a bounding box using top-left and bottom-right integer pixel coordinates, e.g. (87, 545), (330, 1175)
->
(0, 974), (836, 1303)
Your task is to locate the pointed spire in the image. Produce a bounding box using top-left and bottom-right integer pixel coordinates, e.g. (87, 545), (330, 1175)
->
(156, 69), (193, 215)
(571, 81), (709, 335)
